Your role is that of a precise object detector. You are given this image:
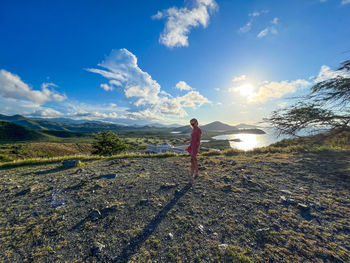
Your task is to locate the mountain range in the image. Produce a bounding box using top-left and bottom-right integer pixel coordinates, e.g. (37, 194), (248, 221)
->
(0, 114), (262, 142)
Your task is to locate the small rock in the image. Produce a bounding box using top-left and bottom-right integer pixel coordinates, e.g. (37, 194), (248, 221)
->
(89, 209), (101, 221)
(63, 160), (81, 168)
(138, 199), (149, 205)
(99, 173), (116, 179)
(168, 233), (174, 240)
(256, 227), (270, 234)
(280, 189), (292, 195)
(15, 188), (31, 197)
(221, 185), (232, 193)
(297, 203), (309, 211)
(288, 198), (297, 205)
(213, 232), (219, 238)
(218, 244), (228, 252)
(91, 241), (105, 256)
(157, 203), (163, 208)
(280, 195), (287, 202)
(197, 224), (204, 234)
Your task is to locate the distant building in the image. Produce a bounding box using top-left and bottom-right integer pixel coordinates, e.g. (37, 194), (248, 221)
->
(147, 142), (187, 154)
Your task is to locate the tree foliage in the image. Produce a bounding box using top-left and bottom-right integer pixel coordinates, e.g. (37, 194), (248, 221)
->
(92, 131), (128, 156)
(265, 60), (350, 136)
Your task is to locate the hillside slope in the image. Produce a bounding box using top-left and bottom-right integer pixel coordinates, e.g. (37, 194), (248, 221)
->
(0, 121), (50, 141)
(1, 152), (349, 262)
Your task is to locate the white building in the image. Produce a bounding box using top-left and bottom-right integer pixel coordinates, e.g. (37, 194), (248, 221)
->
(147, 142), (187, 154)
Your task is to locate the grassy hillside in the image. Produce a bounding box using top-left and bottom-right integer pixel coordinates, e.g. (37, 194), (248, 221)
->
(0, 121), (50, 142)
(0, 152), (348, 262)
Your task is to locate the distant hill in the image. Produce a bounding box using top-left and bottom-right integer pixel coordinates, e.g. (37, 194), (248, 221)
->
(0, 114), (46, 130)
(0, 121), (48, 142)
(174, 121), (239, 134)
(201, 121), (238, 132)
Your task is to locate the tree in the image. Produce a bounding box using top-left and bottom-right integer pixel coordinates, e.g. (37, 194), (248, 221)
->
(265, 60), (350, 136)
(92, 131), (129, 156)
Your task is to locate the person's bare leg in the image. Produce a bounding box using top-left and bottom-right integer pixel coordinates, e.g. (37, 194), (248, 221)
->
(193, 156), (199, 178)
(190, 156), (195, 184)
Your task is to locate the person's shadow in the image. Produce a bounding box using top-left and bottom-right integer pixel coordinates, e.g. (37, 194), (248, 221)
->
(112, 184), (192, 262)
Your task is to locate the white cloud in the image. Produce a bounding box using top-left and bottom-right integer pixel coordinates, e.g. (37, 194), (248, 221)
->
(152, 0), (218, 48)
(0, 70), (66, 104)
(178, 90), (210, 107)
(251, 79), (310, 102)
(239, 21), (252, 33)
(87, 49), (210, 121)
(109, 103), (117, 107)
(238, 10), (269, 33)
(314, 65), (350, 83)
(341, 0), (350, 4)
(87, 49), (161, 106)
(233, 75), (246, 82)
(100, 83), (114, 91)
(257, 17), (279, 38)
(31, 108), (64, 118)
(271, 17), (279, 24)
(176, 81), (192, 91)
(215, 88), (220, 91)
(230, 79), (310, 103)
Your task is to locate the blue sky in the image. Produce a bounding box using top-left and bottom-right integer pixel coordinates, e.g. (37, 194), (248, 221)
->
(0, 0), (349, 125)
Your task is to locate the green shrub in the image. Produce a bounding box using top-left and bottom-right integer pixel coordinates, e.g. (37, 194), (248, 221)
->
(92, 131), (129, 156)
(0, 154), (14, 162)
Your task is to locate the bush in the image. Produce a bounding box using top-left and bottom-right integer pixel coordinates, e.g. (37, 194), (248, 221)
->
(92, 131), (128, 156)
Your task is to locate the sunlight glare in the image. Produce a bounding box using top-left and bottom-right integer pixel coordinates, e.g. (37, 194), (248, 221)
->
(234, 83), (256, 101)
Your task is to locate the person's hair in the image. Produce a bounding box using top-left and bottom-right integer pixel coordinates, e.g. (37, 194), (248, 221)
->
(190, 118), (198, 125)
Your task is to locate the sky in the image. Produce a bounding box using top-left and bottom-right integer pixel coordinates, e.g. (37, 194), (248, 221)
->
(0, 0), (350, 126)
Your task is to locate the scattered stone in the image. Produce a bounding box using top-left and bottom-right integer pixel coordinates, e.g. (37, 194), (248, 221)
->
(63, 160), (81, 168)
(280, 189), (292, 195)
(138, 199), (149, 206)
(101, 206), (117, 217)
(221, 184), (232, 193)
(157, 203), (163, 208)
(222, 176), (231, 183)
(168, 233), (174, 240)
(197, 224), (204, 234)
(218, 244), (228, 252)
(89, 209), (101, 221)
(99, 173), (116, 179)
(74, 168), (83, 174)
(160, 183), (178, 190)
(256, 227), (270, 234)
(213, 232), (219, 238)
(288, 198), (297, 205)
(15, 188), (31, 197)
(297, 203), (310, 211)
(51, 189), (65, 208)
(91, 241), (105, 256)
(280, 195), (287, 202)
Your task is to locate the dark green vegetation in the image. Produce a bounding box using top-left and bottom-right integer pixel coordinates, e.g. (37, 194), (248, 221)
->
(92, 131), (129, 156)
(0, 151), (349, 262)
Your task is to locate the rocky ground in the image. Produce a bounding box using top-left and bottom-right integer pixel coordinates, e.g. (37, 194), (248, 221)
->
(0, 152), (349, 262)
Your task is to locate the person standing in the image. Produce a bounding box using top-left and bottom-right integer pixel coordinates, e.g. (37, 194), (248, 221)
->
(184, 118), (202, 185)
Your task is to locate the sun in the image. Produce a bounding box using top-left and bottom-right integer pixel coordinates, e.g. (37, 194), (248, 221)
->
(234, 83), (256, 101)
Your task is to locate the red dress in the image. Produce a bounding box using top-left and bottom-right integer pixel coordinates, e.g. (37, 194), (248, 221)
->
(186, 127), (202, 157)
